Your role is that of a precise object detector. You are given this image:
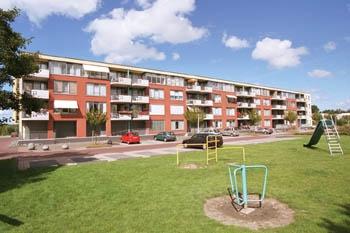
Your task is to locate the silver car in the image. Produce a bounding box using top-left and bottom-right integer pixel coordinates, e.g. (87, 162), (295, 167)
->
(222, 127), (239, 137)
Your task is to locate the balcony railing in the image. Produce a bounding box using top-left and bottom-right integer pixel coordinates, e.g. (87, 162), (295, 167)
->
(110, 112), (149, 120)
(237, 102), (256, 108)
(272, 114), (284, 119)
(296, 97), (306, 102)
(298, 115), (307, 119)
(186, 99), (213, 106)
(132, 78), (149, 87)
(30, 69), (50, 79)
(30, 89), (49, 99)
(22, 110), (49, 120)
(204, 114), (214, 120)
(186, 85), (213, 93)
(298, 106), (306, 111)
(111, 95), (132, 103)
(236, 91), (255, 97)
(271, 105), (287, 110)
(132, 96), (149, 103)
(237, 115), (250, 120)
(110, 76), (132, 85)
(271, 95), (287, 100)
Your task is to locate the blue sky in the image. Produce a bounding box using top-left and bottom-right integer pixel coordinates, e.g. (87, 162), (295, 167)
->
(2, 0), (350, 110)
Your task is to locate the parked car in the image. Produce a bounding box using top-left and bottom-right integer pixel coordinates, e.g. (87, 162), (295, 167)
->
(222, 127), (239, 137)
(182, 133), (223, 149)
(200, 128), (222, 135)
(154, 131), (177, 142)
(254, 127), (274, 134)
(121, 131), (141, 144)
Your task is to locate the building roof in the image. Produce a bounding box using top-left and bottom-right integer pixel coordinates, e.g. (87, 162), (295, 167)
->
(36, 53), (310, 95)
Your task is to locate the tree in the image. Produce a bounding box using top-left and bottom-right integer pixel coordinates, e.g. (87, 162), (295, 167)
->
(184, 107), (205, 132)
(284, 110), (297, 125)
(86, 110), (107, 144)
(248, 109), (261, 126)
(0, 8), (41, 120)
(311, 105), (319, 114)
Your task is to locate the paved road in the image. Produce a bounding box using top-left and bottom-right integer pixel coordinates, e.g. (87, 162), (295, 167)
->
(10, 134), (296, 170)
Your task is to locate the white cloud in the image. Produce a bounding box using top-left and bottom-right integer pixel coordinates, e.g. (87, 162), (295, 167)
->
(172, 52), (180, 61)
(307, 69), (333, 78)
(0, 0), (100, 25)
(251, 37), (308, 69)
(323, 41), (336, 52)
(85, 0), (208, 64)
(222, 33), (249, 50)
(136, 0), (154, 9)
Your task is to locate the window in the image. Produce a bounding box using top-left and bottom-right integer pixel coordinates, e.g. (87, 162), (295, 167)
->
(171, 121), (184, 130)
(86, 83), (106, 96)
(263, 99), (271, 106)
(170, 106), (184, 115)
(150, 104), (165, 115)
(86, 102), (106, 113)
(146, 73), (166, 85)
(54, 80), (77, 94)
(264, 120), (271, 127)
(254, 98), (261, 105)
(213, 120), (222, 128)
(226, 108), (235, 116)
(167, 77), (184, 86)
(213, 108), (222, 116)
(150, 89), (164, 99)
(151, 121), (164, 131)
(49, 61), (82, 76)
(85, 71), (108, 80)
(170, 90), (183, 100)
(264, 110), (271, 116)
(23, 81), (47, 93)
(213, 94), (221, 103)
(226, 120), (235, 127)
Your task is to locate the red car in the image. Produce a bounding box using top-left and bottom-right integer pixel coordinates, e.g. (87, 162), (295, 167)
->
(121, 131), (141, 144)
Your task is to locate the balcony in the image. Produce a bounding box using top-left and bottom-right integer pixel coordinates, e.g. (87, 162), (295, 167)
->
(272, 115), (284, 119)
(186, 85), (213, 93)
(237, 115), (250, 120)
(204, 114), (214, 120)
(236, 91), (256, 97)
(298, 115), (307, 119)
(134, 113), (150, 120)
(237, 102), (256, 108)
(298, 106), (306, 111)
(110, 113), (132, 120)
(271, 95), (287, 100)
(22, 110), (49, 121)
(110, 76), (132, 86)
(296, 97), (306, 102)
(30, 69), (50, 79)
(132, 96), (149, 104)
(31, 89), (49, 99)
(186, 99), (213, 106)
(111, 95), (132, 103)
(132, 78), (149, 87)
(271, 105), (287, 110)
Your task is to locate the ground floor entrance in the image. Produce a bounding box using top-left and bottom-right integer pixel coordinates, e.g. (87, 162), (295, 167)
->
(111, 121), (147, 135)
(22, 121), (48, 139)
(54, 121), (77, 138)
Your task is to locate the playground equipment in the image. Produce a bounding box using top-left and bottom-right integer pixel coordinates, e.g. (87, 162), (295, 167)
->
(304, 114), (343, 155)
(227, 149), (268, 209)
(176, 136), (245, 166)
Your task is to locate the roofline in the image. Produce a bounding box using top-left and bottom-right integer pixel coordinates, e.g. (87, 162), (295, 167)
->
(35, 52), (310, 95)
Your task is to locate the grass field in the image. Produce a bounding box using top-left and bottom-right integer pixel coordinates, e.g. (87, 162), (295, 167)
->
(1, 136), (350, 233)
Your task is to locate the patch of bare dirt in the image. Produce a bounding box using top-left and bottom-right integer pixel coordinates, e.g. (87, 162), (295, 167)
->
(204, 195), (294, 230)
(179, 163), (205, 169)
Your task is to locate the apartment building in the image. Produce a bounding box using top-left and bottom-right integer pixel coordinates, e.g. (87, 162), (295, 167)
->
(13, 54), (312, 140)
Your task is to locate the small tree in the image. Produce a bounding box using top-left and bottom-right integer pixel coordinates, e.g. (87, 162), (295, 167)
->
(184, 107), (205, 132)
(284, 110), (297, 125)
(248, 109), (261, 127)
(86, 110), (107, 144)
(0, 8), (42, 120)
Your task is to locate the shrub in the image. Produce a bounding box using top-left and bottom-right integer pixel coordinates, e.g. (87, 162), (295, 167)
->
(337, 125), (350, 136)
(0, 124), (18, 136)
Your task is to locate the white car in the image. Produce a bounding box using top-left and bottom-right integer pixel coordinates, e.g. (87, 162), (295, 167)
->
(200, 128), (222, 135)
(222, 127), (240, 136)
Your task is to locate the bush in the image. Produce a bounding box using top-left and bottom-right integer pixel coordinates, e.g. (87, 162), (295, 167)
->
(337, 125), (350, 136)
(0, 124), (18, 136)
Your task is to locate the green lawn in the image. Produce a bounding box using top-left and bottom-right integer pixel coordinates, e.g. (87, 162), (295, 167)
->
(1, 136), (350, 233)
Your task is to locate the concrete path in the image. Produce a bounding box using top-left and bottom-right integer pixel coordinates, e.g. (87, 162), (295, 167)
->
(16, 135), (297, 170)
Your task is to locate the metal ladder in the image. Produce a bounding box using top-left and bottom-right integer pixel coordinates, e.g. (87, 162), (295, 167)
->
(321, 114), (343, 155)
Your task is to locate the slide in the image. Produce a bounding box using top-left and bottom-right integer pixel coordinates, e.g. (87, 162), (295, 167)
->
(303, 121), (324, 147)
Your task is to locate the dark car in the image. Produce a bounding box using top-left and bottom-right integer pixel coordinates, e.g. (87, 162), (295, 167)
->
(182, 133), (223, 149)
(154, 131), (177, 142)
(254, 127), (274, 134)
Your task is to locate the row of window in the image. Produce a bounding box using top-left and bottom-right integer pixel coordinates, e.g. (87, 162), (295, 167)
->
(53, 80), (106, 96)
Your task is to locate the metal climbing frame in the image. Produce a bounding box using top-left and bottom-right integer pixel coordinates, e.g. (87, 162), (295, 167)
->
(206, 135), (218, 165)
(228, 164), (268, 208)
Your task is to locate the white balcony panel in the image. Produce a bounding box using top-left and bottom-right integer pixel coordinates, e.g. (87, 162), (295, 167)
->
(31, 89), (49, 99)
(132, 79), (149, 86)
(30, 69), (50, 79)
(111, 77), (132, 85)
(134, 115), (150, 120)
(54, 100), (78, 109)
(132, 96), (149, 103)
(110, 113), (132, 120)
(83, 64), (110, 73)
(111, 95), (132, 103)
(22, 111), (49, 121)
(204, 114), (214, 120)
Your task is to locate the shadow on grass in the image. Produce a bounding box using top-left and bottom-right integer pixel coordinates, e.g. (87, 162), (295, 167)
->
(0, 214), (23, 226)
(319, 204), (350, 233)
(0, 158), (59, 194)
